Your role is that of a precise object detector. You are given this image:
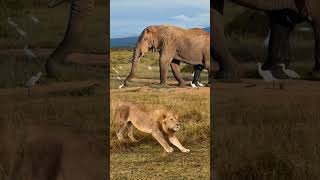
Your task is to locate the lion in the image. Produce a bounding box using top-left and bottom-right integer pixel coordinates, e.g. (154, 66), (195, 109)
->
(113, 101), (190, 153)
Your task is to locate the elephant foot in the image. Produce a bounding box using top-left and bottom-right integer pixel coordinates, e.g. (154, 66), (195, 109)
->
(215, 70), (241, 83)
(262, 59), (290, 70)
(308, 71), (320, 80)
(123, 81), (129, 87)
(46, 73), (65, 82)
(192, 82), (204, 87)
(159, 83), (169, 88)
(178, 81), (186, 87)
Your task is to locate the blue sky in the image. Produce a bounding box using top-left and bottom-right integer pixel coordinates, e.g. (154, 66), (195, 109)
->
(111, 0), (210, 38)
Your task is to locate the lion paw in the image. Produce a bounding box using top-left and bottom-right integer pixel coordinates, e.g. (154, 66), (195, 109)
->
(181, 148), (190, 153)
(130, 139), (139, 143)
(166, 147), (174, 153)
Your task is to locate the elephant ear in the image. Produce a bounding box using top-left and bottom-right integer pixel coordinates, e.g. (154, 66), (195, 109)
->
(146, 26), (157, 34)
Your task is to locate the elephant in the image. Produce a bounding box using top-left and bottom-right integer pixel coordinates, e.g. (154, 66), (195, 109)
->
(213, 0), (320, 80)
(124, 25), (211, 87)
(45, 0), (95, 79)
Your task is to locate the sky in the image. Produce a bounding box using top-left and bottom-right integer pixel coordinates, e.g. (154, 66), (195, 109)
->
(110, 0), (210, 38)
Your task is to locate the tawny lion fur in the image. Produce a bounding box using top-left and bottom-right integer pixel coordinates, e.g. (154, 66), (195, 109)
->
(112, 101), (190, 153)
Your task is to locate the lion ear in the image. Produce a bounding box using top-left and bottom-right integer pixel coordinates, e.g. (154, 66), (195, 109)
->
(162, 111), (168, 119)
(154, 109), (161, 117)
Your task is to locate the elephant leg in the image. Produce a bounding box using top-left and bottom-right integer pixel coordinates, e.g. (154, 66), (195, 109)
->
(124, 60), (139, 86)
(192, 65), (205, 86)
(159, 51), (173, 85)
(212, 9), (241, 82)
(263, 10), (295, 78)
(170, 59), (186, 87)
(160, 62), (170, 85)
(213, 0), (224, 14)
(192, 65), (202, 84)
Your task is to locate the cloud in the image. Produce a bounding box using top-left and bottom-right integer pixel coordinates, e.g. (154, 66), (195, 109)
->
(171, 15), (193, 22)
(169, 12), (210, 28)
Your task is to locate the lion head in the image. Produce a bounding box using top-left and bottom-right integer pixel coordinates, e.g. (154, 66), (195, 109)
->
(154, 110), (180, 134)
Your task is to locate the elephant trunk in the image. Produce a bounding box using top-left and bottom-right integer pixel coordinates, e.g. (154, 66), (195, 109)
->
(124, 46), (142, 85)
(124, 59), (139, 86)
(133, 46), (142, 61)
(212, 9), (241, 81)
(45, 0), (95, 78)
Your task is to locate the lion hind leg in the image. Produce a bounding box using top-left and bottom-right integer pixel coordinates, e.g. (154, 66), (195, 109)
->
(152, 131), (173, 153)
(127, 123), (138, 142)
(116, 121), (128, 142)
(168, 135), (190, 153)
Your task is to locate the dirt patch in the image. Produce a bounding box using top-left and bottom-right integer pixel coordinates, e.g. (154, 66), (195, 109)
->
(111, 77), (209, 94)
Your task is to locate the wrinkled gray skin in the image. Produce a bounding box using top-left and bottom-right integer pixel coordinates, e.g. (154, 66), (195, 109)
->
(45, 0), (94, 79)
(124, 25), (211, 86)
(213, 0), (320, 80)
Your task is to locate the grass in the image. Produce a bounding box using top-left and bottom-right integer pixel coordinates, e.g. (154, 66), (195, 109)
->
(111, 143), (209, 179)
(110, 49), (210, 179)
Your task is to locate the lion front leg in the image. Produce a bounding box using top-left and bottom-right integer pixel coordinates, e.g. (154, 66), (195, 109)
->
(168, 135), (190, 153)
(152, 131), (173, 153)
